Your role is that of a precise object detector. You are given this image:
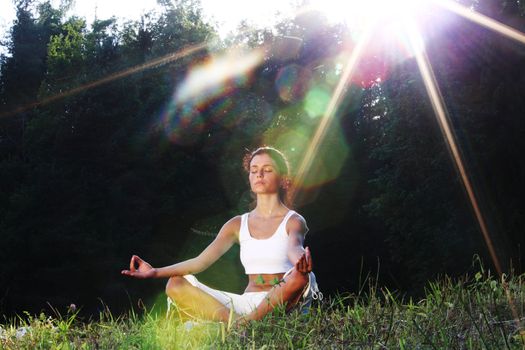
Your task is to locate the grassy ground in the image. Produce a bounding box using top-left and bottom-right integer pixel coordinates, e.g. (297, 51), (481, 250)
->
(1, 269), (524, 349)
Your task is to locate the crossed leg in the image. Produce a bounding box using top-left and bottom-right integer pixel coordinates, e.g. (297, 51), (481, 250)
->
(165, 270), (308, 323)
(241, 268), (309, 322)
(165, 276), (233, 321)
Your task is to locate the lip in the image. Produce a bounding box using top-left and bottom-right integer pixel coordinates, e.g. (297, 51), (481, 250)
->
(254, 181), (265, 186)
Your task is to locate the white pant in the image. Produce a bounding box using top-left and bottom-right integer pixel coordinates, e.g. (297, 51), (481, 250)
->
(182, 275), (268, 315)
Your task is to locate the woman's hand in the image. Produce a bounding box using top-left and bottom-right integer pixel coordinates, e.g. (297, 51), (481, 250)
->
(121, 255), (157, 279)
(295, 246), (313, 274)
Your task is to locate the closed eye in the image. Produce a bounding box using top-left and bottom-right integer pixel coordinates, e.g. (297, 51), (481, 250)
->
(250, 166), (274, 173)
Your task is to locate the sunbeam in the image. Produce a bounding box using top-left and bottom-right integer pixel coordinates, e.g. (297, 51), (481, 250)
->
(404, 17), (523, 333)
(405, 18), (503, 277)
(0, 42), (208, 119)
(437, 0), (525, 45)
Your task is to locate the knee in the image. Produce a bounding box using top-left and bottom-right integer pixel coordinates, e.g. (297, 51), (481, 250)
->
(165, 276), (187, 297)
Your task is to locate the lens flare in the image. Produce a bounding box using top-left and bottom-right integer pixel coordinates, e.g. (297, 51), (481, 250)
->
(209, 98), (235, 126)
(303, 87), (331, 119)
(275, 64), (311, 103)
(159, 47), (264, 145)
(290, 22), (374, 202)
(159, 102), (206, 146)
(175, 48), (263, 103)
(264, 126), (312, 159)
(301, 126), (350, 189)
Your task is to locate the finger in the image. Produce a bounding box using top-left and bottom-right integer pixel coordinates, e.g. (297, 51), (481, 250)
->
(125, 271), (139, 278)
(295, 254), (302, 270)
(300, 261), (306, 273)
(130, 256), (137, 272)
(301, 253), (307, 271)
(296, 259), (302, 273)
(296, 251), (307, 273)
(306, 246), (313, 271)
(133, 255), (144, 271)
(297, 253), (306, 272)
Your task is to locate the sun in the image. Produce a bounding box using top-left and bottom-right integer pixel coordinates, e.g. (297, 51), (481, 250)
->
(303, 0), (438, 59)
(309, 0), (429, 26)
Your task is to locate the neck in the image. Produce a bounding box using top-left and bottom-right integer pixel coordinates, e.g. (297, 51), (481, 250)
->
(253, 195), (287, 218)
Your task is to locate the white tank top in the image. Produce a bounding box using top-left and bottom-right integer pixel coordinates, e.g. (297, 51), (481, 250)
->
(239, 210), (298, 274)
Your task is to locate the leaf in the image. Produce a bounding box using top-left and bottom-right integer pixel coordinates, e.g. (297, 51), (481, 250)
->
(269, 277), (282, 286)
(475, 272), (482, 282)
(255, 275), (265, 285)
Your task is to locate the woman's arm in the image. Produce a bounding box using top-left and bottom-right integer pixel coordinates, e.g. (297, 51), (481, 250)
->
(122, 216), (240, 279)
(286, 214), (309, 264)
(155, 216), (239, 277)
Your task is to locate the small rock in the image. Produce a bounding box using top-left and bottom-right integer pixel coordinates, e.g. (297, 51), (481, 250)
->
(15, 326), (31, 339)
(68, 304), (77, 313)
(184, 321), (195, 331)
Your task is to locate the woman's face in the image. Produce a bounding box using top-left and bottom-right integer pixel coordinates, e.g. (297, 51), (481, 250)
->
(248, 153), (282, 195)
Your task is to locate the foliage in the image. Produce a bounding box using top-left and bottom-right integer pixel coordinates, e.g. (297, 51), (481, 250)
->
(0, 0), (219, 317)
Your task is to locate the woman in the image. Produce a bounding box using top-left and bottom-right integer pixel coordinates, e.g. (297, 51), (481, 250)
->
(121, 146), (319, 322)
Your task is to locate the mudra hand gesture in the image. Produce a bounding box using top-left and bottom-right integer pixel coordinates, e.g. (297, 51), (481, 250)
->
(295, 246), (313, 274)
(121, 255), (156, 279)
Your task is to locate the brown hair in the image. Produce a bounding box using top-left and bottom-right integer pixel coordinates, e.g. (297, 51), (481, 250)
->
(243, 146), (292, 206)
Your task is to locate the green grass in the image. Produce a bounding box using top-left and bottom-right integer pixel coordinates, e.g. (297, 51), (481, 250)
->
(2, 269), (524, 349)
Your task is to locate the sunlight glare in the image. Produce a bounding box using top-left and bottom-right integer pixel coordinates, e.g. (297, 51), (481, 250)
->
(311, 0), (426, 27)
(306, 0), (434, 58)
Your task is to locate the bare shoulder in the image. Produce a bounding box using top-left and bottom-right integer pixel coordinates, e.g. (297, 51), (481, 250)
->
(220, 215), (242, 240)
(286, 212), (309, 235)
